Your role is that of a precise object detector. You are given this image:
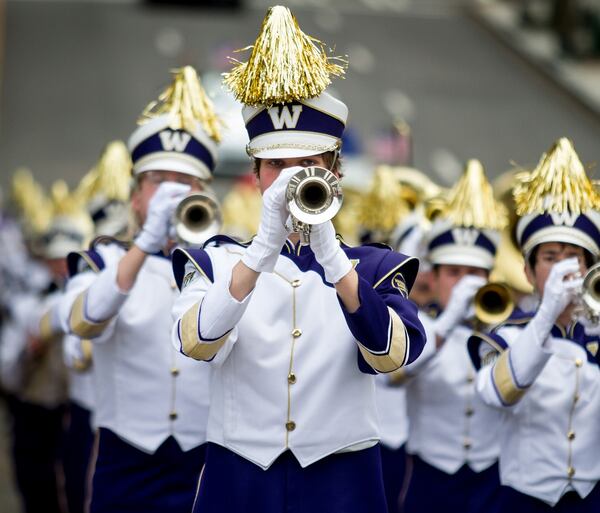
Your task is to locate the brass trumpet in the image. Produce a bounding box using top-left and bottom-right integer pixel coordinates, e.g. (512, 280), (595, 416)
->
(474, 282), (514, 326)
(286, 166), (343, 245)
(579, 262), (600, 323)
(174, 191), (222, 247)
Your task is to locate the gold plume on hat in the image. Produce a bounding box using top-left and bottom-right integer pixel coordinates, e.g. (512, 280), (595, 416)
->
(223, 5), (346, 107)
(490, 167), (533, 294)
(50, 180), (77, 216)
(140, 66), (222, 142)
(357, 165), (411, 234)
(74, 168), (99, 203)
(444, 159), (507, 230)
(48, 180), (94, 237)
(91, 141), (132, 202)
(391, 166), (443, 210)
(10, 168), (52, 235)
(513, 137), (600, 216)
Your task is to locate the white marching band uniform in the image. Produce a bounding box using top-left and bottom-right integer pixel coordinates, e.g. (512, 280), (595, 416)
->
(404, 320), (501, 475)
(172, 239), (422, 469)
(60, 241), (210, 453)
(474, 320), (600, 505)
(469, 138), (600, 512)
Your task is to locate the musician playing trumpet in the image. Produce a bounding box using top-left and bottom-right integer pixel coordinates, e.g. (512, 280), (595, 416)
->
(55, 67), (219, 513)
(398, 160), (507, 513)
(470, 138), (600, 512)
(170, 7), (425, 513)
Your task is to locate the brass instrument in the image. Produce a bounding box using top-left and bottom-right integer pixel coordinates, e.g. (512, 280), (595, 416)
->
(474, 282), (514, 326)
(174, 191), (222, 247)
(580, 262), (600, 323)
(286, 166), (343, 245)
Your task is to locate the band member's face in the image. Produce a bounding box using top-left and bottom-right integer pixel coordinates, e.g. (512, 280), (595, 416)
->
(257, 155), (328, 194)
(409, 270), (435, 308)
(131, 171), (204, 225)
(433, 264), (488, 310)
(525, 242), (587, 297)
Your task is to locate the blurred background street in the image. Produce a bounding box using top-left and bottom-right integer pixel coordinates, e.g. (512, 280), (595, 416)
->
(1, 0), (600, 510)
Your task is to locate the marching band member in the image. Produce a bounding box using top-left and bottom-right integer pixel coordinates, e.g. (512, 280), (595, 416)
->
(171, 6), (425, 513)
(401, 160), (507, 513)
(2, 179), (93, 513)
(57, 66), (220, 513)
(359, 169), (421, 513)
(470, 138), (600, 512)
(376, 200), (439, 513)
(61, 141), (133, 513)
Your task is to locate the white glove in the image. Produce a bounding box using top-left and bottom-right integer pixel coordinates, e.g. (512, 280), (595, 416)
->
(310, 220), (352, 284)
(536, 257), (583, 325)
(241, 167), (297, 273)
(434, 274), (487, 338)
(134, 182), (190, 254)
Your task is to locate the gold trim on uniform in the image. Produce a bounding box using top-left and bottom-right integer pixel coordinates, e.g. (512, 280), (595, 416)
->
(471, 331), (505, 367)
(179, 302), (230, 361)
(72, 340), (94, 372)
(492, 350), (527, 405)
(357, 307), (408, 373)
(388, 367), (409, 385)
(39, 311), (59, 342)
(69, 292), (112, 338)
(373, 257), (417, 290)
(177, 249), (213, 284)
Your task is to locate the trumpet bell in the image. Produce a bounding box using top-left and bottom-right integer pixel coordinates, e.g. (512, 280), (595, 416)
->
(174, 192), (222, 247)
(286, 166), (343, 225)
(474, 282), (514, 326)
(581, 262), (600, 321)
(286, 166), (343, 244)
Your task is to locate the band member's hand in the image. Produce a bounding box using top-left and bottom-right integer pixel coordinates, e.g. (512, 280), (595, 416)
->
(433, 275), (487, 339)
(310, 220), (352, 284)
(134, 182), (190, 254)
(242, 167), (297, 273)
(538, 258), (583, 324)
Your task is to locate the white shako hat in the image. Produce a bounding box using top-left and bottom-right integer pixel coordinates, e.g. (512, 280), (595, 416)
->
(514, 137), (600, 258)
(223, 5), (348, 159)
(128, 66), (222, 180)
(426, 159), (507, 271)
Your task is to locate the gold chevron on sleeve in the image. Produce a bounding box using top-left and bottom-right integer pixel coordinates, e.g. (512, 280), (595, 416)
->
(69, 292), (112, 338)
(492, 350), (527, 405)
(357, 307), (408, 373)
(180, 302), (230, 361)
(39, 310), (60, 342)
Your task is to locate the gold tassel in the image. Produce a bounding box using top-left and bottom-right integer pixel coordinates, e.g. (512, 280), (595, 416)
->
(445, 159), (507, 230)
(93, 141), (132, 202)
(11, 168), (52, 235)
(74, 168), (99, 204)
(139, 66), (222, 142)
(357, 165), (411, 233)
(49, 180), (95, 241)
(223, 5), (346, 107)
(514, 137), (600, 215)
